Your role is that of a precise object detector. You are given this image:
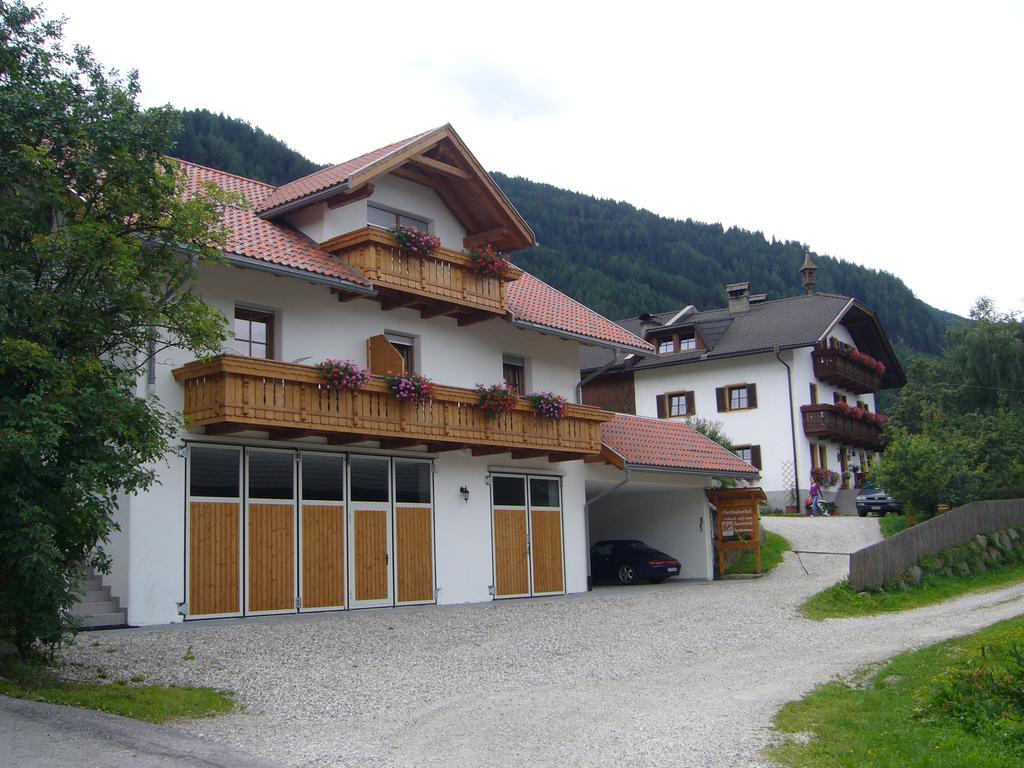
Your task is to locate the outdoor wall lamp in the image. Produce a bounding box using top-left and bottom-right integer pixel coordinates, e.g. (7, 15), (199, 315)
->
(459, 486), (470, 502)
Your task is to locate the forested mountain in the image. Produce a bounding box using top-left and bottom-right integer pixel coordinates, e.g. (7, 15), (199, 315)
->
(170, 110), (962, 356)
(173, 109), (325, 185)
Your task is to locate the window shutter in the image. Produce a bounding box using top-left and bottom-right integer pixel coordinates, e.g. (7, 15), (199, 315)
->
(367, 334), (404, 376)
(686, 391), (696, 416)
(656, 394), (667, 418)
(750, 445), (762, 470)
(716, 387), (727, 412)
(747, 383), (758, 408)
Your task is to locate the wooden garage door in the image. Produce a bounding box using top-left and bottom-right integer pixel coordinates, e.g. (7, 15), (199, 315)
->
(246, 449), (296, 614)
(396, 507), (433, 603)
(248, 503), (295, 612)
(188, 501), (241, 616)
(300, 452), (347, 611)
(529, 477), (564, 595)
(494, 508), (530, 596)
(530, 509), (564, 595)
(353, 508), (389, 602)
(187, 445), (242, 618)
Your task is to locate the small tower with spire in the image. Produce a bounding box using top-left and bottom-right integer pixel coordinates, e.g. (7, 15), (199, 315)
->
(800, 247), (818, 295)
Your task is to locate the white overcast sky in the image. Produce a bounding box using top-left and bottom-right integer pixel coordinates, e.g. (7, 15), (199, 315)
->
(49, 0), (1023, 316)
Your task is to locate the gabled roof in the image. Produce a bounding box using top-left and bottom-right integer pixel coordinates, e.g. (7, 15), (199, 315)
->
(582, 292), (905, 387)
(509, 274), (654, 354)
(179, 161), (373, 290)
(256, 124), (535, 253)
(175, 160), (649, 353)
(600, 414), (760, 476)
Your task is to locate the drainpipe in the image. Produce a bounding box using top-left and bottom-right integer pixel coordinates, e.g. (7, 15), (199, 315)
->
(583, 468), (632, 590)
(146, 334), (157, 397)
(775, 347), (801, 511)
(576, 350), (623, 405)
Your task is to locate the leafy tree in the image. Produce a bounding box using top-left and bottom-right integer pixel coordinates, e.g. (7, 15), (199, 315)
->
(877, 298), (1024, 520)
(684, 417), (735, 452)
(0, 2), (230, 654)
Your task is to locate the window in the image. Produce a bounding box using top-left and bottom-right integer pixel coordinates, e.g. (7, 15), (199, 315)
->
(368, 203), (429, 232)
(189, 446), (240, 498)
(809, 383), (818, 404)
(818, 444), (829, 470)
(492, 476), (526, 506)
(301, 453), (344, 502)
(658, 338), (674, 354)
(248, 451), (294, 500)
(394, 460), (432, 504)
(230, 307), (273, 359)
(656, 390), (694, 418)
(349, 456), (389, 502)
(733, 445), (762, 470)
(385, 333), (415, 373)
(679, 332), (697, 351)
(529, 478), (560, 508)
(502, 354), (526, 394)
(716, 384), (757, 412)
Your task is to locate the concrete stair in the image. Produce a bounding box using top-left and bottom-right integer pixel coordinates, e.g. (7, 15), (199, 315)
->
(72, 570), (127, 629)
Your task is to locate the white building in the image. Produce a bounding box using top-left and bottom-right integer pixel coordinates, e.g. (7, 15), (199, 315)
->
(88, 125), (756, 627)
(581, 267), (905, 511)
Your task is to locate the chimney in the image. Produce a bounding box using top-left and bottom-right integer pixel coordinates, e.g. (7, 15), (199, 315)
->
(726, 282), (751, 314)
(637, 312), (663, 335)
(800, 248), (818, 295)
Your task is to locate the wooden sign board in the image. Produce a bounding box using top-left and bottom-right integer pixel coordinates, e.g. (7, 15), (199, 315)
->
(706, 488), (767, 575)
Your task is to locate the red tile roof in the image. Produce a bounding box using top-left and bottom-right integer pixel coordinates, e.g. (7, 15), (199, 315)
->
(601, 414), (759, 475)
(256, 130), (435, 214)
(178, 160), (372, 287)
(508, 274), (653, 352)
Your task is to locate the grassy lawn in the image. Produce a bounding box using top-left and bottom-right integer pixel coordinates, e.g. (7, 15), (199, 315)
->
(767, 615), (1024, 767)
(879, 514), (907, 538)
(0, 656), (235, 723)
(801, 562), (1024, 620)
(725, 530), (791, 575)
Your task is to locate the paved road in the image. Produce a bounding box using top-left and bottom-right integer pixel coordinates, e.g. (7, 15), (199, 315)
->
(48, 517), (1024, 767)
(0, 694), (280, 768)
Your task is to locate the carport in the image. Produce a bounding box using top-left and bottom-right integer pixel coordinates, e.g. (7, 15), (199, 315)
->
(585, 415), (760, 583)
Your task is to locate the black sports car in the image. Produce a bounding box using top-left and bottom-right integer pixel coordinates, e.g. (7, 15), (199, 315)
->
(590, 539), (682, 585)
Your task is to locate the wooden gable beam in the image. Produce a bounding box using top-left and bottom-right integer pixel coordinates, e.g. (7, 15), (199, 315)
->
(464, 227), (509, 249)
(408, 154), (471, 179)
(326, 183), (375, 209)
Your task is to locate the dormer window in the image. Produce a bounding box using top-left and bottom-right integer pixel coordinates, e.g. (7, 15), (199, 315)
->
(655, 330), (698, 354)
(368, 202), (429, 232)
(679, 332), (697, 351)
(658, 338), (674, 354)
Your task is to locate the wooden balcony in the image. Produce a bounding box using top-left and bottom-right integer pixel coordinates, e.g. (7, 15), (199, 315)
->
(321, 227), (522, 323)
(811, 344), (882, 394)
(801, 404), (884, 450)
(173, 355), (610, 460)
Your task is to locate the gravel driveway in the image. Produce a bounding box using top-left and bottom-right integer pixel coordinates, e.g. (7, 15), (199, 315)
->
(61, 517), (1024, 768)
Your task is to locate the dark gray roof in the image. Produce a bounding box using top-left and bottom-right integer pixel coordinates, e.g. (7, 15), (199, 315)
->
(580, 292), (906, 387)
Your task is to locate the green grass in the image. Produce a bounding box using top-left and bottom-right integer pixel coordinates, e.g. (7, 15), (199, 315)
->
(724, 530), (791, 575)
(879, 514), (908, 538)
(767, 615), (1024, 767)
(801, 562), (1024, 620)
(0, 656), (235, 723)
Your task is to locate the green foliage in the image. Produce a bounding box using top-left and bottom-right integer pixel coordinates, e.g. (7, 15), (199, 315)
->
(683, 416), (734, 452)
(0, 656), (234, 723)
(723, 530), (790, 575)
(768, 616), (1024, 767)
(879, 515), (907, 538)
(173, 108), (325, 186)
(877, 298), (1024, 519)
(0, 2), (230, 654)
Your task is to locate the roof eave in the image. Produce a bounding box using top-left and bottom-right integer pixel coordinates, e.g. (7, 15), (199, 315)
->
(222, 251), (376, 296)
(256, 180), (353, 220)
(511, 317), (653, 355)
(623, 463), (760, 479)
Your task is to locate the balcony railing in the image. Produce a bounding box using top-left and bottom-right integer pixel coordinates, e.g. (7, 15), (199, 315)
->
(321, 227), (522, 317)
(173, 356), (610, 459)
(801, 404), (884, 450)
(811, 343), (882, 394)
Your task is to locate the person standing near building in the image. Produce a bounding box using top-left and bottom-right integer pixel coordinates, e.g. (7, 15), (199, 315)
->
(809, 477), (823, 516)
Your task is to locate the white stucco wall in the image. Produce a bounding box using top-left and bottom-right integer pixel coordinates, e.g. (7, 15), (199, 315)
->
(288, 173), (468, 250)
(108, 255), (589, 624)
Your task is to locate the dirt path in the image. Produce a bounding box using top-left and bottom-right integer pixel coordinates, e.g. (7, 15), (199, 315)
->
(61, 517), (1024, 767)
